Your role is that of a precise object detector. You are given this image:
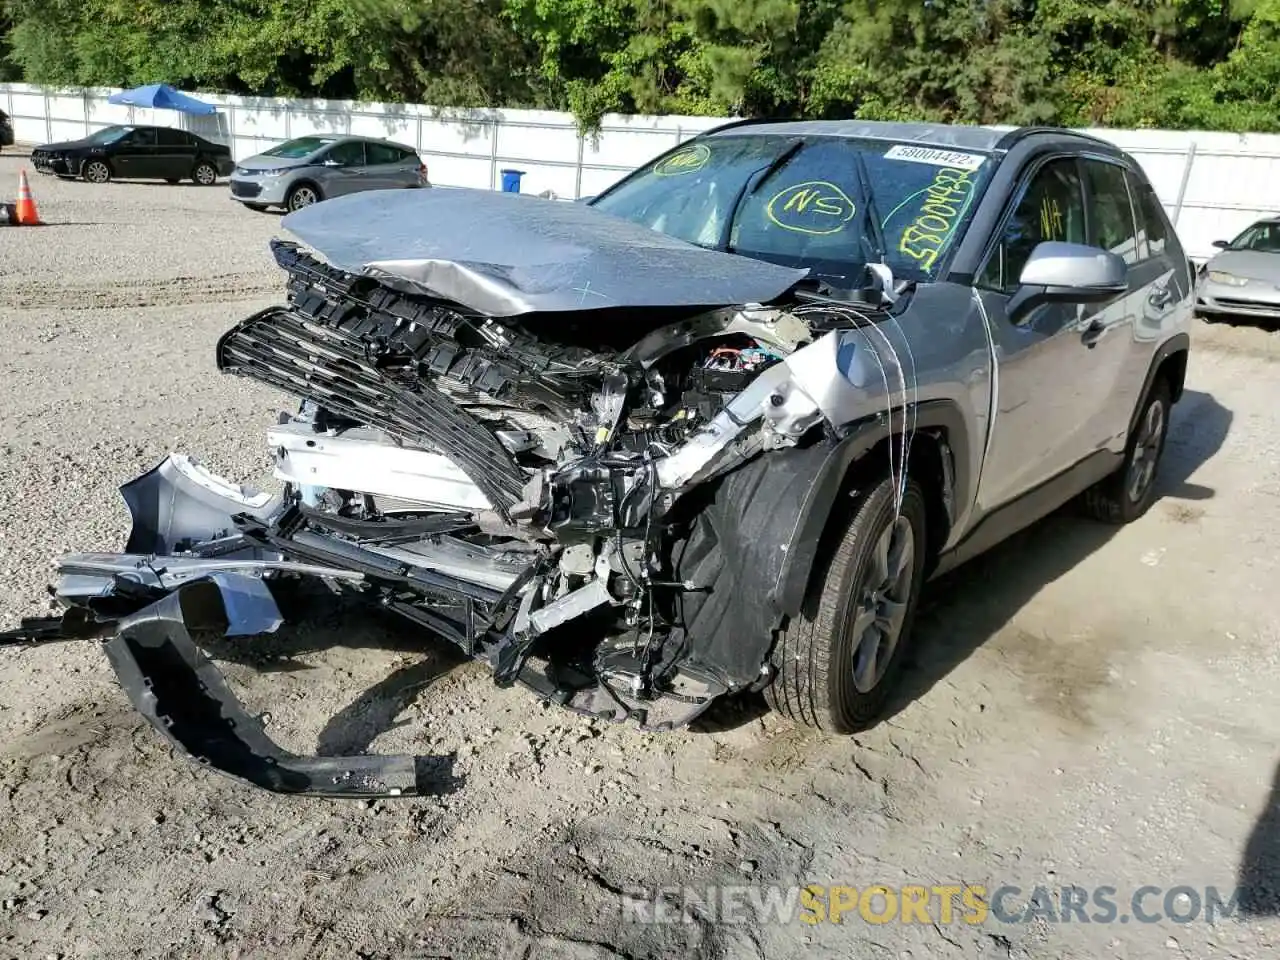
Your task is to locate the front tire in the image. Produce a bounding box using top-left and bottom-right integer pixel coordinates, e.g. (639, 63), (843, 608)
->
(1083, 378), (1172, 524)
(765, 475), (928, 733)
(82, 160), (111, 184)
(285, 183), (321, 211)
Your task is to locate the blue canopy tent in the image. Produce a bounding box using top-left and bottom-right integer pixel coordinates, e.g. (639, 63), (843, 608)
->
(107, 83), (216, 116)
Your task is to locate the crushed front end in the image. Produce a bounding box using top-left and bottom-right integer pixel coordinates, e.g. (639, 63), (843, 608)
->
(4, 188), (915, 795)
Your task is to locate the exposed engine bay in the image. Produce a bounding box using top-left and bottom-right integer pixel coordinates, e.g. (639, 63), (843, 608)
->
(2, 188), (926, 798)
(214, 240), (906, 719)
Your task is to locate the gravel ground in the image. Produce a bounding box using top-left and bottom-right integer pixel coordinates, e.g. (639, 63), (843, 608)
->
(2, 153), (1280, 960)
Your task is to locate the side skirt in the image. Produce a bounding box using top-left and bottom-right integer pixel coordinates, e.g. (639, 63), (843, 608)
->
(931, 449), (1122, 578)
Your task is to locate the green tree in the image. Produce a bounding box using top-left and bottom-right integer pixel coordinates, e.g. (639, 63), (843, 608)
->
(5, 0), (1280, 133)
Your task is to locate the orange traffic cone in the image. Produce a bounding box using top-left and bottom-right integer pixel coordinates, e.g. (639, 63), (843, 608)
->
(15, 169), (42, 226)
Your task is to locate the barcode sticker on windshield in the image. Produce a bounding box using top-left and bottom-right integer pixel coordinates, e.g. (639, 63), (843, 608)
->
(884, 144), (986, 170)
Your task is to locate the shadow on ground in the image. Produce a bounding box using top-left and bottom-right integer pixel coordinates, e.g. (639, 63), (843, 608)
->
(880, 388), (1231, 721)
(1239, 760), (1280, 915)
(1199, 312), (1280, 333)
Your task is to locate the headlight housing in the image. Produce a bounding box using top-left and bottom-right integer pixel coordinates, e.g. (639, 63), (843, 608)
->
(1207, 270), (1248, 287)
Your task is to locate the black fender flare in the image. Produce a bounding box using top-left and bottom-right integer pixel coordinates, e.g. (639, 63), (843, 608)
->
(1129, 332), (1190, 436)
(770, 398), (972, 619)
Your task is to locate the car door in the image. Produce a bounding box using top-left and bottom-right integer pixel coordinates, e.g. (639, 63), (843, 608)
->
(364, 142), (418, 189)
(1126, 170), (1193, 346)
(971, 155), (1118, 511)
(314, 140), (369, 197)
(1075, 156), (1148, 456)
(111, 127), (159, 178)
(156, 128), (197, 180)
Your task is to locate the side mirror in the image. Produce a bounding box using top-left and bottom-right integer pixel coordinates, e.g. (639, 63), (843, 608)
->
(1007, 241), (1128, 324)
(1211, 239), (1229, 249)
(321, 158), (341, 167)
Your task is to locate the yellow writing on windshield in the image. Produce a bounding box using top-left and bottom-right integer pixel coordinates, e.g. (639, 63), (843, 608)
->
(895, 167), (974, 272)
(1040, 196), (1064, 239)
(654, 143), (711, 176)
(766, 180), (856, 235)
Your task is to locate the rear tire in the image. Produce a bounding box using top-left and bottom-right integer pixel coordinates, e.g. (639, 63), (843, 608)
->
(192, 161), (218, 186)
(764, 475), (928, 733)
(1083, 378), (1172, 524)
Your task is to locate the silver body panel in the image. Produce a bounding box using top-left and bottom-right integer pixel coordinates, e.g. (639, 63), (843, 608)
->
(278, 187), (810, 316)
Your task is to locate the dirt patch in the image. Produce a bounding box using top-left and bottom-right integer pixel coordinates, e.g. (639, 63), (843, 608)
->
(1164, 502), (1205, 524)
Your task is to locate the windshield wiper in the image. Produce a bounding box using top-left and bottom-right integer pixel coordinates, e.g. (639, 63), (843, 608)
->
(720, 139), (805, 251)
(851, 149), (887, 266)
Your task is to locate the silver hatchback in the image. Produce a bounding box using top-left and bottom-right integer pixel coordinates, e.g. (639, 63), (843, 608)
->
(229, 134), (430, 212)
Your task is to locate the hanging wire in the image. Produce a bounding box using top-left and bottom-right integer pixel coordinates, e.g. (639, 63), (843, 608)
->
(791, 300), (918, 515)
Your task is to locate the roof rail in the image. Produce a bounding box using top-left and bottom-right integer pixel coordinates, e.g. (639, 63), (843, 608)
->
(993, 126), (1120, 151)
(693, 116), (805, 139)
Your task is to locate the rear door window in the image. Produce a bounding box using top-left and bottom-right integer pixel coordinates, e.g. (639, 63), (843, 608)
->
(1084, 160), (1141, 265)
(366, 143), (408, 165)
(324, 141), (366, 166)
(1131, 178), (1169, 259)
(977, 157), (1087, 292)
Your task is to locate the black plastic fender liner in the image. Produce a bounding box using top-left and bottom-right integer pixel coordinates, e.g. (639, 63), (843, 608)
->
(103, 578), (454, 798)
(1132, 332), (1191, 426)
(770, 398), (971, 619)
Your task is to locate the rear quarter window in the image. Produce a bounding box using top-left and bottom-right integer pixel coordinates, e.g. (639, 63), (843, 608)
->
(157, 129), (192, 147)
(366, 142), (410, 165)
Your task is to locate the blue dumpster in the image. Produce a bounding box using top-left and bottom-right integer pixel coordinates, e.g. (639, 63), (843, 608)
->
(500, 168), (526, 193)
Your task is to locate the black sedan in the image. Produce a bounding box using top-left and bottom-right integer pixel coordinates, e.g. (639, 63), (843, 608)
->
(30, 124), (235, 185)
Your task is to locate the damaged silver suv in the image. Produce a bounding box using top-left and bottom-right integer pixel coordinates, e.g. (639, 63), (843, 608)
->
(5, 120), (1192, 798)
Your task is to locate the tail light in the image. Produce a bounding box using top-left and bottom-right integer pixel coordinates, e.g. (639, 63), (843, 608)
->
(417, 159), (429, 184)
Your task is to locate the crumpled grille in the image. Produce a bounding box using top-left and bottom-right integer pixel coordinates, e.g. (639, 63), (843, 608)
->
(216, 306), (529, 518)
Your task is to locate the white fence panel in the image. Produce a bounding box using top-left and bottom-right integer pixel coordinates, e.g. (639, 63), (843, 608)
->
(7, 82), (1280, 258)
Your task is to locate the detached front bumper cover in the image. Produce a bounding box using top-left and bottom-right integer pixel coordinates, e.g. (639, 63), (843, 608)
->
(104, 578), (447, 798)
(0, 455), (457, 799)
